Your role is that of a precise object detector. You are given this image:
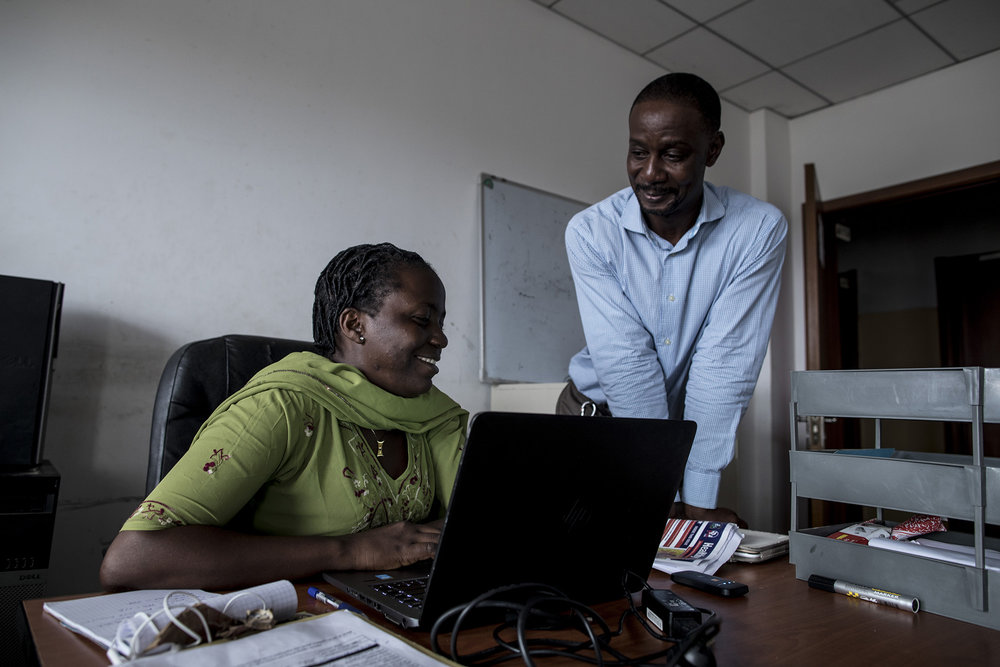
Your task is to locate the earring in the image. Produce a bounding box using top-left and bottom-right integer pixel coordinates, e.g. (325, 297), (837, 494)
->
(358, 335), (365, 343)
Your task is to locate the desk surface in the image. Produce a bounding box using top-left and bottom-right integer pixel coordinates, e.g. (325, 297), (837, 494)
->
(23, 559), (1000, 666)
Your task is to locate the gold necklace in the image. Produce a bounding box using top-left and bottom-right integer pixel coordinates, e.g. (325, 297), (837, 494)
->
(368, 428), (385, 458)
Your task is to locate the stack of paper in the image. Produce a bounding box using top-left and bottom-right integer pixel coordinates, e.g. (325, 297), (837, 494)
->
(652, 519), (744, 575)
(125, 611), (450, 666)
(45, 583), (451, 665)
(868, 537), (1000, 571)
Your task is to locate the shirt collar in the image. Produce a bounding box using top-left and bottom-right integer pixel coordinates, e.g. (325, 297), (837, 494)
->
(623, 182), (725, 250)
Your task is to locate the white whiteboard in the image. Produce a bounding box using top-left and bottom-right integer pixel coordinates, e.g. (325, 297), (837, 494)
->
(480, 174), (589, 383)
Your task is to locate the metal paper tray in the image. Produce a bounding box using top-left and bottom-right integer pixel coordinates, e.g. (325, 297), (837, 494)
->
(789, 527), (999, 630)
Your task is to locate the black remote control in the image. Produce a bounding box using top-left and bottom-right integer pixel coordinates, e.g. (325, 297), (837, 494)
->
(671, 570), (749, 597)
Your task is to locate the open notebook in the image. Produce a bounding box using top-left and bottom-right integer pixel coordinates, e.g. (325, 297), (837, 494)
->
(325, 411), (696, 629)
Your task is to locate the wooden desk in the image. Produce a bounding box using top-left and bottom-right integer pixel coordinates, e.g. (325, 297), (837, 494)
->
(22, 559), (1000, 666)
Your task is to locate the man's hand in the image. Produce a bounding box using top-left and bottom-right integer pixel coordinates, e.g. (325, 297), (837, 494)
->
(669, 502), (748, 529)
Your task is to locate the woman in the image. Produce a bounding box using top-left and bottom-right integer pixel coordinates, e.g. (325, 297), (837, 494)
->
(100, 243), (468, 591)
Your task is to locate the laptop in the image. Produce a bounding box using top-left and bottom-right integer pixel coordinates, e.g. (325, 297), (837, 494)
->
(323, 411), (695, 629)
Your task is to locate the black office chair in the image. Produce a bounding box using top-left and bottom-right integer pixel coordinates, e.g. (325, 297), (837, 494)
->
(145, 334), (317, 495)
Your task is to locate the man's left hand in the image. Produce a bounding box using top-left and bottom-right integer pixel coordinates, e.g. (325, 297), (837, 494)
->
(669, 502), (748, 529)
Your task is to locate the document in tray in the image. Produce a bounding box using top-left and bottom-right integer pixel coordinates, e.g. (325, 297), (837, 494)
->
(868, 536), (1000, 572)
(124, 609), (453, 666)
(652, 519), (744, 575)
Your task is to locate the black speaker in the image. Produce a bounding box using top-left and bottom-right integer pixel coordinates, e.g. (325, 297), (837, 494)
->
(0, 275), (63, 468)
(0, 461), (59, 667)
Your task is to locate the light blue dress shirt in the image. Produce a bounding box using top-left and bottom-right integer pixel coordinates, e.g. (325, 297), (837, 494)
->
(566, 182), (787, 509)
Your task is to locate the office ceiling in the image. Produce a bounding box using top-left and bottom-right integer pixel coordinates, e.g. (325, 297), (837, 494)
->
(533, 0), (1000, 118)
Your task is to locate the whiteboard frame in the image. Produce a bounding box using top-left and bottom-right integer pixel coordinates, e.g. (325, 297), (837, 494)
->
(479, 173), (589, 384)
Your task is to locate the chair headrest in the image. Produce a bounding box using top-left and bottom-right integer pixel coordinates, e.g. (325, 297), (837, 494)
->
(145, 334), (317, 495)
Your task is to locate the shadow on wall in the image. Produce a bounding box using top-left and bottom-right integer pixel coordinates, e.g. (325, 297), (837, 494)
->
(42, 310), (175, 595)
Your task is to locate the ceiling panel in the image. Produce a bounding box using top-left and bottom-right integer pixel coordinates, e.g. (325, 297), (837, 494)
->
(722, 71), (828, 117)
(647, 27), (770, 91)
(707, 0), (900, 67)
(784, 19), (953, 103)
(553, 0), (693, 53)
(539, 0), (1000, 117)
(912, 0), (1000, 60)
(891, 0), (942, 13)
(661, 0), (745, 23)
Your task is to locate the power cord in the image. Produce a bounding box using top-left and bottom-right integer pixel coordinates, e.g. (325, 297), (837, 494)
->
(429, 574), (719, 666)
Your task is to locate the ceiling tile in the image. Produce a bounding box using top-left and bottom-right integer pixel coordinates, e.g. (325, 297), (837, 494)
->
(708, 0), (899, 66)
(537, 0), (996, 119)
(646, 28), (771, 90)
(553, 0), (694, 53)
(783, 20), (953, 104)
(911, 0), (1000, 60)
(722, 71), (829, 117)
(662, 0), (745, 23)
(890, 0), (943, 14)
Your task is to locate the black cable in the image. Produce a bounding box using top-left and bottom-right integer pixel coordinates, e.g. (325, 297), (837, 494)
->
(430, 582), (568, 663)
(430, 576), (719, 666)
(515, 594), (609, 666)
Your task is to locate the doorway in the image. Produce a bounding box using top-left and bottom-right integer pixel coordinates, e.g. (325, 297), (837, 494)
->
(826, 182), (1000, 455)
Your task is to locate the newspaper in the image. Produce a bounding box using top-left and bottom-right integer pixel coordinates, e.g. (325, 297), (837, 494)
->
(652, 519), (744, 575)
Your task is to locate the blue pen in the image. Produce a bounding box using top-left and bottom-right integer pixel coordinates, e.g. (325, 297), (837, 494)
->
(307, 586), (366, 616)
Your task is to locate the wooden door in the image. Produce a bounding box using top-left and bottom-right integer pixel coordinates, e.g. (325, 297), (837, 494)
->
(935, 250), (1000, 457)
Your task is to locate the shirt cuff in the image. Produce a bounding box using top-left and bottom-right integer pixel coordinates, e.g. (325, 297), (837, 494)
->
(680, 467), (721, 510)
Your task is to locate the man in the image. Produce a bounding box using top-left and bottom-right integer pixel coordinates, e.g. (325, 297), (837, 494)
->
(558, 73), (787, 526)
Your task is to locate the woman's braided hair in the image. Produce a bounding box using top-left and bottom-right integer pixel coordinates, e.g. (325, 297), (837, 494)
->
(313, 243), (434, 357)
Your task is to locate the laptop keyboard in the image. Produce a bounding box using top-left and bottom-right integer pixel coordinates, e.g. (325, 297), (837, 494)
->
(372, 576), (428, 609)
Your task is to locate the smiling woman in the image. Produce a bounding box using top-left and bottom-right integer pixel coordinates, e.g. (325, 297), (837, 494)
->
(99, 243), (469, 592)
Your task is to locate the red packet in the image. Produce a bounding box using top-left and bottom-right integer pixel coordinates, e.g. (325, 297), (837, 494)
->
(891, 514), (946, 540)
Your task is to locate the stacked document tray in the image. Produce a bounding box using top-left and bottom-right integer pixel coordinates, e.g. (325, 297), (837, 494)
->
(789, 367), (999, 629)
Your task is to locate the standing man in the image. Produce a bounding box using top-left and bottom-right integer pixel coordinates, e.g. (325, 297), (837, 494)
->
(558, 73), (787, 526)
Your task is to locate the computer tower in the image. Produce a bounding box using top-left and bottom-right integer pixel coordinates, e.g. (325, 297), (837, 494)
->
(0, 274), (63, 467)
(0, 462), (59, 667)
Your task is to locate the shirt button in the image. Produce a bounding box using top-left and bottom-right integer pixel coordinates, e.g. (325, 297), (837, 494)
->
(664, 338), (672, 345)
(668, 294), (676, 302)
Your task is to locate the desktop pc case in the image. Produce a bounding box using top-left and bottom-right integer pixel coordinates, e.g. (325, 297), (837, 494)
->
(0, 275), (63, 665)
(0, 274), (63, 467)
(0, 461), (60, 666)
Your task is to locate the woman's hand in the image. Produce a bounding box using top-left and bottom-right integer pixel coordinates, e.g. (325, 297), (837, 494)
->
(343, 519), (444, 570)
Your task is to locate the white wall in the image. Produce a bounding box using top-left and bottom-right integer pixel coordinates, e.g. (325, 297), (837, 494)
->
(1, 0), (681, 594)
